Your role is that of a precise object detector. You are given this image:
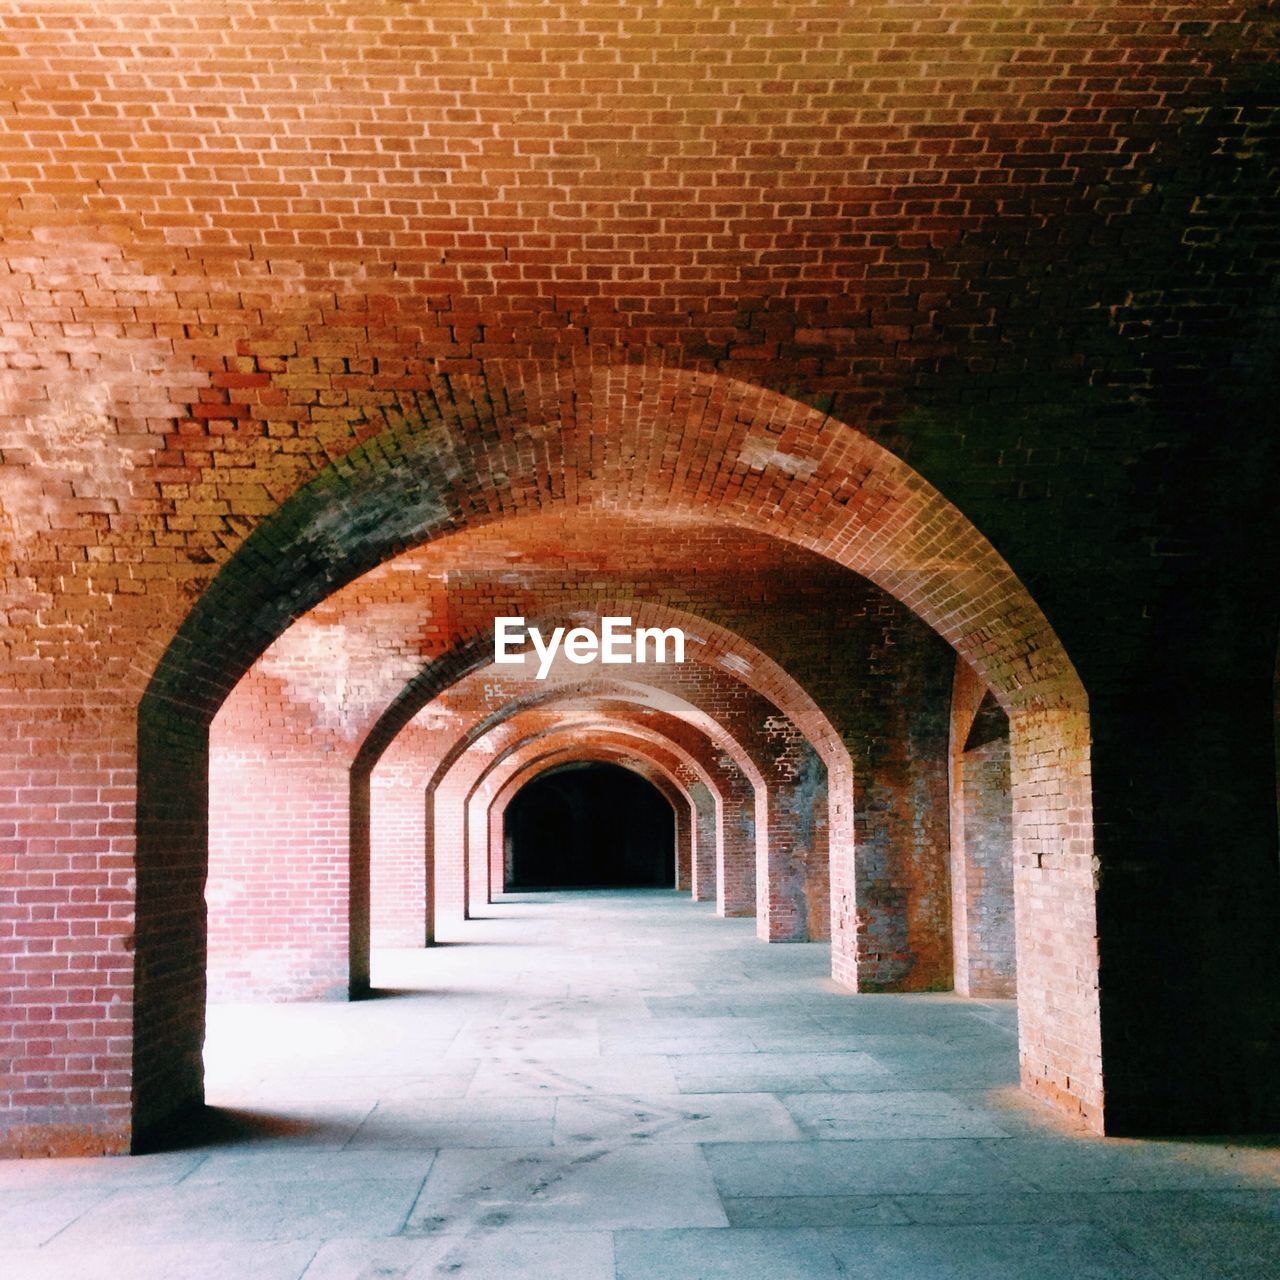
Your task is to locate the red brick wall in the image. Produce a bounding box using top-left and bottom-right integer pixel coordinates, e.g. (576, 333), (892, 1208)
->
(207, 752), (352, 1001)
(369, 763), (430, 948)
(950, 658), (1017, 1000)
(5, 3), (1276, 1152)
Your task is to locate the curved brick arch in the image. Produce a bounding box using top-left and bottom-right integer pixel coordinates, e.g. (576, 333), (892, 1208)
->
(373, 699), (740, 946)
(137, 360), (1096, 1142)
(473, 734), (703, 902)
(211, 601), (798, 1001)
(491, 743), (690, 832)
(369, 691), (754, 948)
(369, 718), (728, 949)
(143, 363), (1082, 721)
(359, 595), (852, 937)
(472, 727), (731, 910)
(380, 658), (839, 949)
(352, 592), (849, 775)
(460, 721), (727, 901)
(460, 717), (728, 906)
(209, 594), (792, 991)
(409, 685), (771, 925)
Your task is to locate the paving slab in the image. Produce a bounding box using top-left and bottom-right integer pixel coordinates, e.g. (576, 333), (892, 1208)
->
(301, 1232), (615, 1280)
(0, 1242), (317, 1280)
(615, 1227), (849, 1279)
(181, 1149), (437, 1185)
(671, 1050), (892, 1094)
(861, 1049), (1018, 1090)
(1104, 1216), (1280, 1279)
(889, 1190), (1193, 1225)
(723, 1196), (911, 1227)
(0, 1187), (112, 1246)
(162, 1102), (377, 1151)
(553, 1092), (803, 1145)
(1193, 1189), (1280, 1221)
(822, 1223), (1167, 1279)
(55, 1177), (425, 1244)
(984, 1136), (1280, 1192)
(781, 1091), (1011, 1140)
(445, 1030), (600, 1060)
(405, 1143), (728, 1232)
(703, 1139), (1034, 1198)
(467, 1054), (679, 1097)
(0, 1151), (204, 1191)
(615, 1224), (1167, 1280)
(347, 1108), (555, 1150)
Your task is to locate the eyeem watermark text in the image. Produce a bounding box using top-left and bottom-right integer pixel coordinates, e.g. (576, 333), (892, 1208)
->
(494, 616), (686, 680)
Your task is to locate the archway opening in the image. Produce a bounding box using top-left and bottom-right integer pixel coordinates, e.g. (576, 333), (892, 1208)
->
(949, 658), (1016, 1000)
(504, 762), (675, 890)
(135, 364), (1098, 1146)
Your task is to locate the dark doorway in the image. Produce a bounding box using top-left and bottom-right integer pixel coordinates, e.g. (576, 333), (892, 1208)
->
(505, 762), (675, 889)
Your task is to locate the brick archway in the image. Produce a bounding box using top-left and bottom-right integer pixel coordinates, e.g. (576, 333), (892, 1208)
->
(403, 688), (771, 930)
(470, 729), (726, 909)
(370, 699), (750, 952)
(132, 361), (1095, 1145)
(371, 697), (746, 948)
(358, 597), (849, 933)
(474, 737), (701, 901)
(457, 714), (745, 908)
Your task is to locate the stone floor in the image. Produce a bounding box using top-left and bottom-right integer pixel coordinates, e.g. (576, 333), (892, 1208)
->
(2, 889), (1277, 1278)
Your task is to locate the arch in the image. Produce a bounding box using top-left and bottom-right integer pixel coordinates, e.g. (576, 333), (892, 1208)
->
(358, 598), (846, 936)
(144, 365), (1079, 718)
(206, 585), (847, 963)
(479, 740), (696, 899)
(136, 361), (1095, 1142)
(367, 700), (744, 952)
(405, 676), (829, 944)
(949, 657), (1016, 999)
(461, 719), (724, 905)
(356, 592), (850, 775)
(499, 758), (681, 893)
(467, 724), (723, 905)
(408, 688), (766, 929)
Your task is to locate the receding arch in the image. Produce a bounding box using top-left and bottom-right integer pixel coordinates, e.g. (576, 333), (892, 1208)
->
(369, 696), (744, 951)
(137, 360), (1096, 1141)
(405, 687), (768, 928)
(378, 703), (734, 933)
(462, 722), (727, 907)
(503, 760), (678, 891)
(357, 598), (845, 934)
(144, 364), (1082, 720)
(478, 740), (697, 898)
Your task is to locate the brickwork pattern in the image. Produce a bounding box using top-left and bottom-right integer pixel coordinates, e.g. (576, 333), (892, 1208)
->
(949, 657), (1017, 1000)
(4, 2), (1277, 1151)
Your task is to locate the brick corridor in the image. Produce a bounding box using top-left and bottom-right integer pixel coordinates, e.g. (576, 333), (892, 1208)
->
(2, 890), (1276, 1278)
(5, 1), (1279, 1159)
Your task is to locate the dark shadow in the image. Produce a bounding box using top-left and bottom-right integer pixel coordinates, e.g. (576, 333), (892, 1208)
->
(506, 762), (675, 889)
(135, 1104), (357, 1153)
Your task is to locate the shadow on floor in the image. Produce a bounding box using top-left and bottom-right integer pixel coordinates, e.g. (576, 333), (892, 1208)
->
(136, 1105), (358, 1153)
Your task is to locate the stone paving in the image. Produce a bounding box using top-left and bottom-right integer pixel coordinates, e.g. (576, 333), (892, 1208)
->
(2, 889), (1277, 1278)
